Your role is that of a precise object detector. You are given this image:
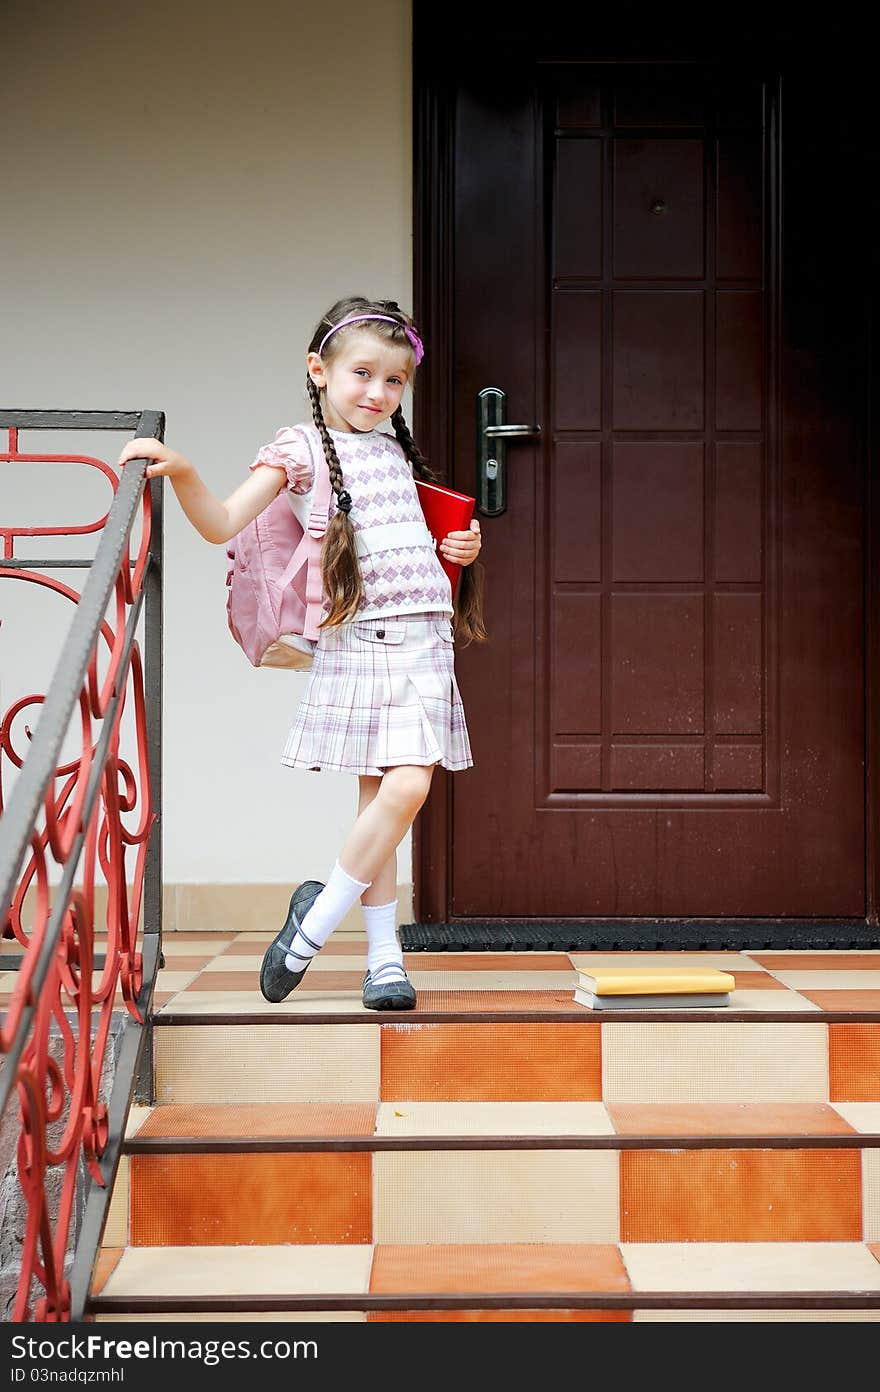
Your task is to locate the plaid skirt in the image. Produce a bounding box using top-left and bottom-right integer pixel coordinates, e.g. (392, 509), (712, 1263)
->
(281, 611), (474, 775)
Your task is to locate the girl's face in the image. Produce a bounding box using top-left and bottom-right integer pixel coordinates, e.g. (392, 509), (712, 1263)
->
(307, 330), (413, 433)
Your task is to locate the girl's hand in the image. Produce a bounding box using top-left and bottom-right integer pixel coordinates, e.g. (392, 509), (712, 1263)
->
(440, 518), (481, 566)
(117, 437), (193, 480)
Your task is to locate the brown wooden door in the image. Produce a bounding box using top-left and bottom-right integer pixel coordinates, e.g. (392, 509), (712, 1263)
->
(440, 61), (866, 921)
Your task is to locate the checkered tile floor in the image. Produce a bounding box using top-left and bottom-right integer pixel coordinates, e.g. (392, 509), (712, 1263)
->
(132, 933), (880, 1017)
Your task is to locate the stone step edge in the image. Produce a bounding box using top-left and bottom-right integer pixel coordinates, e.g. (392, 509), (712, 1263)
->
(87, 1290), (880, 1315)
(152, 1009), (880, 1025)
(123, 1134), (880, 1154)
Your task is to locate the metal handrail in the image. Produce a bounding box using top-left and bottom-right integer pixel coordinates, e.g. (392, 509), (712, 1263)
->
(0, 409), (164, 1320)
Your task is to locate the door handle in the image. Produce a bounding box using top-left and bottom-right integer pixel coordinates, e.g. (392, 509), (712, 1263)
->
(477, 387), (541, 517)
(484, 424), (542, 438)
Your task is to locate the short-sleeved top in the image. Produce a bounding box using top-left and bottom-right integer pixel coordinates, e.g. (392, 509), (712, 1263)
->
(251, 423), (454, 622)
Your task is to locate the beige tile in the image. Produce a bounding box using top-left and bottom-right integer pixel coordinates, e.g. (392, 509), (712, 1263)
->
(150, 972), (201, 992)
(405, 971), (577, 991)
(374, 1150), (619, 1243)
(157, 991), (367, 1016)
(160, 945), (221, 958)
(602, 1023), (828, 1103)
(621, 1242), (880, 1292)
(768, 971), (880, 990)
(102, 1159), (128, 1247)
(571, 953), (758, 971)
(230, 930), (369, 946)
(154, 1024), (380, 1103)
(634, 1308), (880, 1321)
(101, 1245), (374, 1297)
(162, 883), (412, 935)
(730, 991), (821, 1013)
(374, 1101), (615, 1136)
(864, 1151), (880, 1242)
(833, 1104), (880, 1133)
(124, 1106), (152, 1138)
(97, 1312), (366, 1322)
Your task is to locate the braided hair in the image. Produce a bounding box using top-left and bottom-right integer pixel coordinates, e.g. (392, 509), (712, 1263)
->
(307, 296), (486, 642)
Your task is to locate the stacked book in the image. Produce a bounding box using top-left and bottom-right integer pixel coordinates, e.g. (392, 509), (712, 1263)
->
(573, 965), (736, 1010)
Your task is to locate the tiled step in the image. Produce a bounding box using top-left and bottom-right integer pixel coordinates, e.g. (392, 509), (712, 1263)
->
(103, 1102), (880, 1249)
(86, 939), (880, 1320)
(151, 1017), (880, 1106)
(88, 1100), (880, 1317)
(89, 1241), (880, 1319)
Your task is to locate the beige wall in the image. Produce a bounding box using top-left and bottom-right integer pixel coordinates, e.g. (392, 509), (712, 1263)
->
(0, 0), (414, 905)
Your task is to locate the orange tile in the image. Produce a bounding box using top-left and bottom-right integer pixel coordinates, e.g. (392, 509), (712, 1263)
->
(620, 1149), (862, 1241)
(801, 991), (880, 1012)
(869, 1243), (880, 1266)
(608, 1103), (857, 1136)
(411, 991), (579, 1013)
(380, 1022), (602, 1101)
(829, 1024), (880, 1101)
(368, 1309), (631, 1321)
(136, 1103), (377, 1138)
(729, 971), (791, 990)
(186, 971), (364, 992)
(753, 955), (880, 971)
(91, 1248), (123, 1294)
(402, 954), (574, 971)
(130, 1153), (371, 1245)
(369, 1244), (631, 1294)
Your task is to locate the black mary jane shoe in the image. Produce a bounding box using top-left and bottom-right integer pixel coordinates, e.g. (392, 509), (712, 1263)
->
(362, 968), (417, 1011)
(259, 880), (325, 1003)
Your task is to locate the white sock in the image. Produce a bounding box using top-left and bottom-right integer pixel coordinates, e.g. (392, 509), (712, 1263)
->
(284, 860), (371, 970)
(363, 899), (407, 984)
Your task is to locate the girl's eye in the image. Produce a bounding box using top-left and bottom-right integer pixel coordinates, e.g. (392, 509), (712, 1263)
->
(355, 369), (369, 378)
(388, 378), (402, 386)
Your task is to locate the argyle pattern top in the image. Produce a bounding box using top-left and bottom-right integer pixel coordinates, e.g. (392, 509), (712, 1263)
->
(252, 424), (454, 622)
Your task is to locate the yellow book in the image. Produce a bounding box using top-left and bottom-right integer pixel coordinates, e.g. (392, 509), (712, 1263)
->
(574, 967), (735, 996)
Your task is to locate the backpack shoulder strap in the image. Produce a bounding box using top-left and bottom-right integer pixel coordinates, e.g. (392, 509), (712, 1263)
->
(302, 425), (332, 640)
(276, 424), (333, 641)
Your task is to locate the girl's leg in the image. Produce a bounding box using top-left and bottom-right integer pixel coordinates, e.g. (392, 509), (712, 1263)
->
(284, 764), (437, 970)
(338, 763), (437, 884)
(356, 775), (397, 907)
(356, 773), (407, 987)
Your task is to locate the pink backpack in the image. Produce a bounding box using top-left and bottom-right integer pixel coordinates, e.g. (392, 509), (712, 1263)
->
(225, 423), (333, 670)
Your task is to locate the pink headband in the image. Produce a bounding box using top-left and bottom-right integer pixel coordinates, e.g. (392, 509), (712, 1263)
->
(317, 313), (425, 365)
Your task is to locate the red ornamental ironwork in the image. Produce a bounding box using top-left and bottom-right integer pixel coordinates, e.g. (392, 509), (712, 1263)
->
(0, 426), (155, 1321)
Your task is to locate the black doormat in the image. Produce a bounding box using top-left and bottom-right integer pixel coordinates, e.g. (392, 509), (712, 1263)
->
(399, 920), (878, 951)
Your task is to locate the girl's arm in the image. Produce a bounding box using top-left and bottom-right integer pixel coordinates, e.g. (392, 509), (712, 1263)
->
(117, 438), (285, 544)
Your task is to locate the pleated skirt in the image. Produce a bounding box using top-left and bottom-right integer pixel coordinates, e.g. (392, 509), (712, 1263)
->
(281, 611), (474, 775)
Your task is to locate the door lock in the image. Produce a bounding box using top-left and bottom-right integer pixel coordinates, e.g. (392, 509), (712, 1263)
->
(476, 387), (541, 517)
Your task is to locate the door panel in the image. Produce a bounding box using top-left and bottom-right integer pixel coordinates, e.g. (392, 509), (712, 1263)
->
(448, 63), (865, 921)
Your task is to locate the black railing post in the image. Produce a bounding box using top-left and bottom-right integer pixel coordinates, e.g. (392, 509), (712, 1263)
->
(136, 417), (165, 1105)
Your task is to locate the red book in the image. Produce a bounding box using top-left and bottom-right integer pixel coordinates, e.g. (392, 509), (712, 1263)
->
(414, 477), (476, 599)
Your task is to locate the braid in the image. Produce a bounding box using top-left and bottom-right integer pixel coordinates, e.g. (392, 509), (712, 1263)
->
(305, 374), (364, 627)
(390, 406), (437, 482)
(306, 376), (351, 512)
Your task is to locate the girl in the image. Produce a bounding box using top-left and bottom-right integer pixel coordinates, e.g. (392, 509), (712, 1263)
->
(118, 295), (484, 1012)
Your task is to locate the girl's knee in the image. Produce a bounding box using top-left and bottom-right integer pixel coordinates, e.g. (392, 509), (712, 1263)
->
(380, 763), (435, 814)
